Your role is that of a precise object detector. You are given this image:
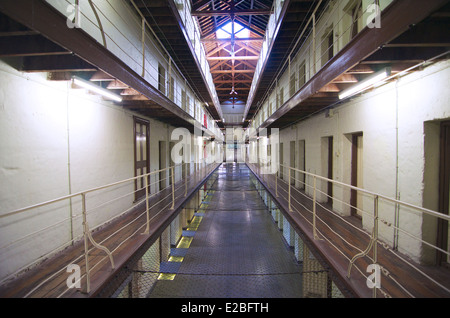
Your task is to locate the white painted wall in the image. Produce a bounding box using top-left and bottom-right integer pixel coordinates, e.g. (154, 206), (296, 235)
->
(252, 60), (450, 263)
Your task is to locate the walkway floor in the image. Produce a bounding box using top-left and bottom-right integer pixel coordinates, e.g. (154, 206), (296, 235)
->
(148, 163), (303, 298)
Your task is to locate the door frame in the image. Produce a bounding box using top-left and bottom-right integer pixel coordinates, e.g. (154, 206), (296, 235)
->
(133, 116), (150, 201)
(437, 121), (450, 265)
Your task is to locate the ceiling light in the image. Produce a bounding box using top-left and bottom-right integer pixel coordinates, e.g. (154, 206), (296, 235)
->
(72, 76), (123, 102)
(339, 67), (391, 100)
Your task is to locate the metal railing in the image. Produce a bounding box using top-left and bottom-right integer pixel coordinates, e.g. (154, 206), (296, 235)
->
(248, 162), (450, 298)
(0, 161), (217, 297)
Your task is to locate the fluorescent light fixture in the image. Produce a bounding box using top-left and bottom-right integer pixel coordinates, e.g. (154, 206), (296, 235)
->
(339, 67), (391, 100)
(72, 76), (123, 102)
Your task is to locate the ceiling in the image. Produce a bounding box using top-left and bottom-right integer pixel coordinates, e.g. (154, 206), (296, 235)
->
(192, 0), (274, 126)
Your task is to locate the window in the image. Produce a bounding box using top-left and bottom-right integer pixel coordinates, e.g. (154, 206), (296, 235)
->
(216, 22), (250, 39)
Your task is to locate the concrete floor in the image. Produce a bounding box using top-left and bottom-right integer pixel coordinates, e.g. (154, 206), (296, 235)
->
(148, 163), (303, 298)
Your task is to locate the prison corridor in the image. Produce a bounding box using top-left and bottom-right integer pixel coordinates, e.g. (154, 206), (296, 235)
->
(145, 163), (303, 298)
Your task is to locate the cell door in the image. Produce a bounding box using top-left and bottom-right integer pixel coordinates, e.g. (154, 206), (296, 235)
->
(351, 133), (363, 218)
(437, 121), (450, 266)
(134, 117), (150, 201)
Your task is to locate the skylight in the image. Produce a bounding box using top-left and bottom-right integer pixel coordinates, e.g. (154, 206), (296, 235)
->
(216, 22), (250, 39)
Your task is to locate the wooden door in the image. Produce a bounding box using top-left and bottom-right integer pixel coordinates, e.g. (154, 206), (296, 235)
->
(134, 117), (150, 201)
(351, 133), (363, 217)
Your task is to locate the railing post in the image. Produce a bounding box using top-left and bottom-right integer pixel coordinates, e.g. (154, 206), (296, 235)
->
(81, 193), (90, 294)
(347, 195), (380, 283)
(373, 195), (379, 298)
(313, 176), (319, 240)
(288, 167), (292, 212)
(171, 166), (175, 209)
(143, 174), (150, 234)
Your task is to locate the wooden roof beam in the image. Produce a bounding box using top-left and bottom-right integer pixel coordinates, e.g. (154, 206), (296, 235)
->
(207, 56), (259, 61)
(191, 9), (272, 16)
(192, 0), (213, 11)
